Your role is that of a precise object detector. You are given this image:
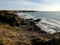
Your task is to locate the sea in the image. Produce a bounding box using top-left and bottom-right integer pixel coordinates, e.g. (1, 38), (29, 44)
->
(16, 11), (60, 34)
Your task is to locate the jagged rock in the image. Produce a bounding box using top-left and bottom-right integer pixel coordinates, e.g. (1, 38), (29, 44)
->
(0, 11), (23, 26)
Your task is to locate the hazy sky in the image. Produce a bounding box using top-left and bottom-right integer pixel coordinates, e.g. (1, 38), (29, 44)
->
(0, 0), (60, 11)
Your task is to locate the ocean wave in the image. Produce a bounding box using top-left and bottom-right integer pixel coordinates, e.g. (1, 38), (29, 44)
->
(16, 13), (60, 34)
(36, 18), (60, 34)
(16, 13), (38, 20)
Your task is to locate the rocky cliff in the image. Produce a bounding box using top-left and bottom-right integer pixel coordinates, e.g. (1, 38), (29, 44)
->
(0, 11), (60, 45)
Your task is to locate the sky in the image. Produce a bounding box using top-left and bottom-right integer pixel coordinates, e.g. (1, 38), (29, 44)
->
(0, 0), (60, 11)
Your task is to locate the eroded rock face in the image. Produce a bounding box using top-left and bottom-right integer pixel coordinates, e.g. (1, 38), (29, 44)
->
(0, 11), (23, 26)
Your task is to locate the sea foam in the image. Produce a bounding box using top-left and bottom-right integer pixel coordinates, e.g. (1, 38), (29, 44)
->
(16, 13), (60, 34)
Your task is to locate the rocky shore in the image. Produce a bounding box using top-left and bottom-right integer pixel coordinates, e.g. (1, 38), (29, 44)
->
(0, 11), (60, 45)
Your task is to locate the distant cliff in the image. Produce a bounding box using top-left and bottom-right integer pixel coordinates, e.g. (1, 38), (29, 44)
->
(0, 10), (36, 13)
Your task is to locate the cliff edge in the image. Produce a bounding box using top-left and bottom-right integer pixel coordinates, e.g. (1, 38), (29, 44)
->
(0, 11), (60, 45)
